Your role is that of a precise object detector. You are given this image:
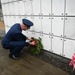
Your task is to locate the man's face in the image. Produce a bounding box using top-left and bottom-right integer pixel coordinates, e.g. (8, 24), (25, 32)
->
(22, 23), (30, 30)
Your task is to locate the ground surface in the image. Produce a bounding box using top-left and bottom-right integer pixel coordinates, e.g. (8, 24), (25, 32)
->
(0, 38), (70, 75)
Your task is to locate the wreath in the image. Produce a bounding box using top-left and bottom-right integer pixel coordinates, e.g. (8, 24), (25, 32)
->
(29, 37), (43, 55)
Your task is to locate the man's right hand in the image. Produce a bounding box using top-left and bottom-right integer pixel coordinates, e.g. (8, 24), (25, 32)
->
(29, 41), (36, 46)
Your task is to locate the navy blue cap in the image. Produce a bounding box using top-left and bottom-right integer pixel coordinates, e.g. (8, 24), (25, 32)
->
(22, 19), (33, 27)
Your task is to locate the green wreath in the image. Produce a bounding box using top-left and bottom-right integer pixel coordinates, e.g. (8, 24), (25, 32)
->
(29, 37), (43, 55)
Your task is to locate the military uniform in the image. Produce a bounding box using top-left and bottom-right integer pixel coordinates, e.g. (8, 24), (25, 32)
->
(1, 19), (33, 59)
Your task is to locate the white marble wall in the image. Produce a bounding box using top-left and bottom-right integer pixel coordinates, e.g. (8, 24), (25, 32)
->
(1, 0), (75, 59)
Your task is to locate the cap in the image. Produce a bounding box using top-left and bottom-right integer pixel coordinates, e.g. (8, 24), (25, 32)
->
(22, 19), (33, 27)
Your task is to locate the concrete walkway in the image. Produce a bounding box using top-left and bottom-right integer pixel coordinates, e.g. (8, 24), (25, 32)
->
(0, 38), (70, 75)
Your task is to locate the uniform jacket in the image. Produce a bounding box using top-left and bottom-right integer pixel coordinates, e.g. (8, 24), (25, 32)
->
(2, 23), (29, 47)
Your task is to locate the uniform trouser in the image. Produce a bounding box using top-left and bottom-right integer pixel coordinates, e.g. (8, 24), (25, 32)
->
(2, 41), (26, 56)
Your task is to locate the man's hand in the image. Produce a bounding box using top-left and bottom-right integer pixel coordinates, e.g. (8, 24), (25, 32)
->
(27, 37), (32, 40)
(29, 41), (36, 46)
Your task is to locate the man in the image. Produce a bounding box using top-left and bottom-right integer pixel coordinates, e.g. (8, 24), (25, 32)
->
(1, 19), (35, 60)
